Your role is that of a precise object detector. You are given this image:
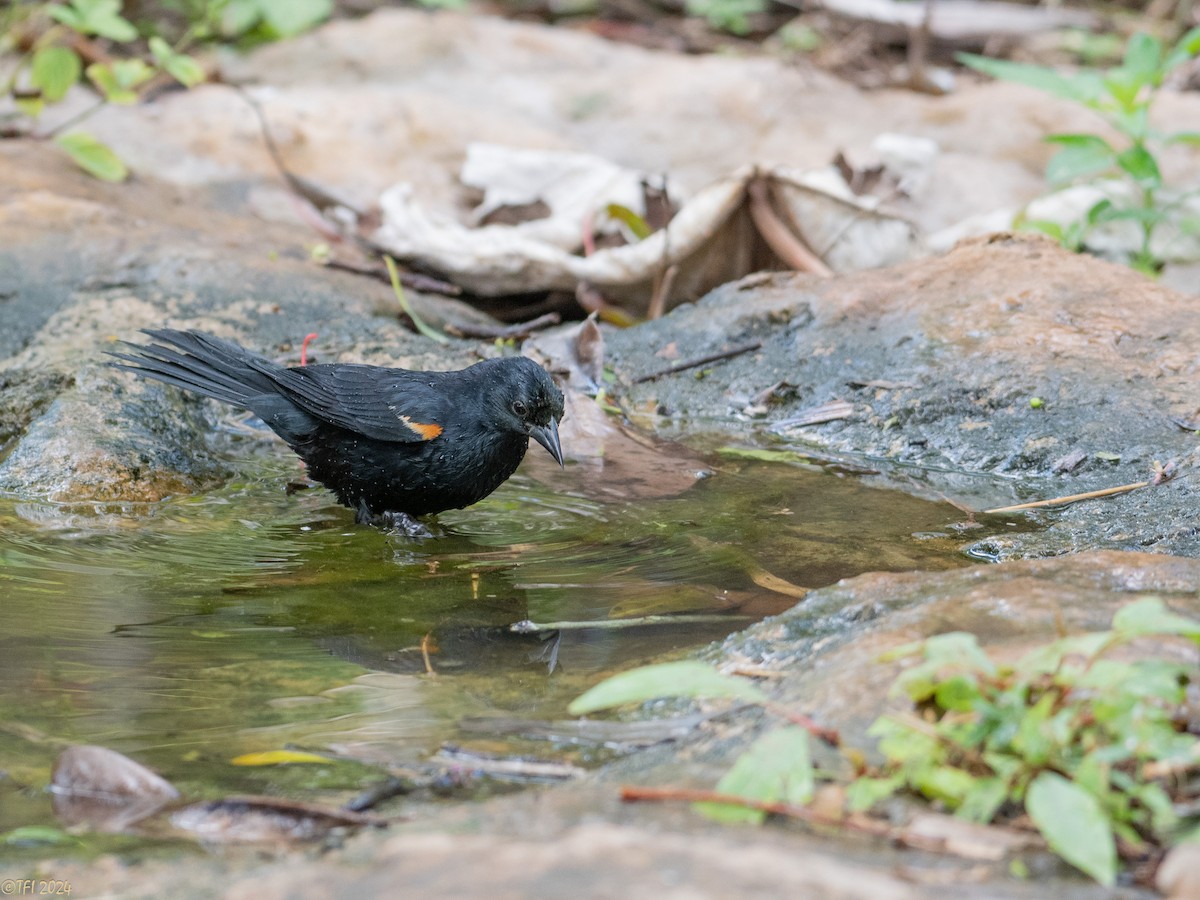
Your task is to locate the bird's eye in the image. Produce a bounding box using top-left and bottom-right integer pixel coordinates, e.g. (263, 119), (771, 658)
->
(512, 400), (528, 418)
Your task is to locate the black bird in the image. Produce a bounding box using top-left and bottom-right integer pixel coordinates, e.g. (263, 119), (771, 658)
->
(109, 329), (565, 530)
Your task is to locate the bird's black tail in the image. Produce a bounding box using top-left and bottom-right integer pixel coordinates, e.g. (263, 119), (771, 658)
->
(108, 329), (282, 410)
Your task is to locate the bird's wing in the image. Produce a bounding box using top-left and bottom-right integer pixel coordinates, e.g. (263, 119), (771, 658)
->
(252, 362), (452, 443)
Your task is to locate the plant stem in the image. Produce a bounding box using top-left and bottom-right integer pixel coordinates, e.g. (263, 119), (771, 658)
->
(37, 96), (107, 139)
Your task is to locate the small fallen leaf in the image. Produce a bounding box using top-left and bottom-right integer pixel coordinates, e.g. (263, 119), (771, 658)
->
(231, 750), (333, 766)
(55, 132), (128, 182)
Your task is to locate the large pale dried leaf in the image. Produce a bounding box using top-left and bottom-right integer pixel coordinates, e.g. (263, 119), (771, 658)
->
(373, 154), (918, 311)
(817, 0), (1095, 44)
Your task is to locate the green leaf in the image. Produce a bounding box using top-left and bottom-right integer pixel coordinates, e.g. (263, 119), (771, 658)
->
(53, 0), (138, 41)
(1072, 752), (1110, 799)
(1164, 26), (1200, 72)
(2, 825), (77, 847)
(1016, 218), (1065, 242)
(1044, 135), (1116, 184)
(913, 765), (977, 808)
(605, 203), (653, 240)
(1086, 198), (1116, 226)
(1132, 781), (1178, 835)
(870, 716), (944, 765)
(1103, 67), (1147, 112)
(1121, 33), (1163, 85)
(892, 632), (996, 702)
(1115, 145), (1161, 186)
(1113, 596), (1200, 640)
(696, 726), (812, 824)
(924, 632), (996, 672)
(55, 132), (128, 181)
(31, 46), (82, 102)
(257, 0), (332, 36)
(1012, 692), (1057, 765)
(934, 674), (979, 712)
(957, 775), (1010, 823)
(685, 0), (765, 35)
(383, 255), (450, 345)
(568, 661), (768, 715)
(1166, 131), (1200, 146)
(149, 36), (205, 88)
(86, 59), (152, 104)
(47, 4), (86, 31)
(1026, 772), (1117, 885)
(221, 0), (263, 36)
(163, 53), (205, 88)
(1018, 631), (1110, 676)
(846, 774), (904, 812)
(957, 53), (1104, 105)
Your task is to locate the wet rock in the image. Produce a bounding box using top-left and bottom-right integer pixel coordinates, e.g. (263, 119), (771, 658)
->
(712, 550), (1200, 751)
(51, 745), (180, 833)
(607, 234), (1200, 558)
(0, 145), (493, 512)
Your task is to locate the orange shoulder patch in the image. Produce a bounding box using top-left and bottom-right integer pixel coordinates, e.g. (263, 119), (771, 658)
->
(399, 415), (443, 440)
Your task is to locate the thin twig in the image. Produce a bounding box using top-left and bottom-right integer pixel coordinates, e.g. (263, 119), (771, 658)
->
(510, 614), (754, 634)
(620, 785), (893, 838)
(420, 633), (436, 677)
(38, 98), (107, 139)
(322, 258), (462, 297)
(632, 341), (762, 384)
(444, 312), (562, 340)
(983, 481), (1150, 514)
(761, 701), (841, 746)
(434, 746), (584, 781)
(647, 263), (677, 321)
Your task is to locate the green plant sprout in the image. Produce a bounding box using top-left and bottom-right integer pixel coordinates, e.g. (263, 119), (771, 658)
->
(684, 0), (765, 36)
(959, 29), (1200, 275)
(1, 1), (331, 180)
(571, 597), (1200, 886)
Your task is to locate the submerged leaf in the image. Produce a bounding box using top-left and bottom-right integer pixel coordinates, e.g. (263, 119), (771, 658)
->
(716, 447), (816, 465)
(231, 750), (332, 766)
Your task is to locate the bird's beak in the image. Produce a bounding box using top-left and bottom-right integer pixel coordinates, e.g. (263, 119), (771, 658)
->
(530, 418), (564, 468)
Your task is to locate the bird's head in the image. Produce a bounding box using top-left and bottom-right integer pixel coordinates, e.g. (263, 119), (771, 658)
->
(485, 357), (566, 466)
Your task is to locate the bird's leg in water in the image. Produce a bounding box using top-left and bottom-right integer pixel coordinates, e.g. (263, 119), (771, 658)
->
(379, 511), (436, 539)
(355, 499), (435, 538)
